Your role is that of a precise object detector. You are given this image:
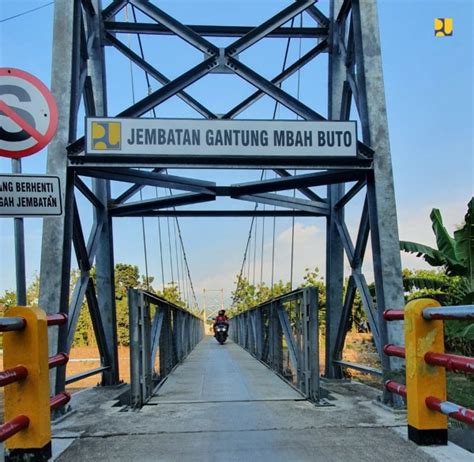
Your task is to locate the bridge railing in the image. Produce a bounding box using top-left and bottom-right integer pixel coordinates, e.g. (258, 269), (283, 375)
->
(229, 287), (320, 401)
(0, 307), (71, 461)
(128, 289), (204, 408)
(383, 299), (474, 445)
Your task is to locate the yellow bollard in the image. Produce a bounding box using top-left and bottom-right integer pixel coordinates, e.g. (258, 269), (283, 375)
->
(3, 306), (52, 461)
(404, 298), (448, 445)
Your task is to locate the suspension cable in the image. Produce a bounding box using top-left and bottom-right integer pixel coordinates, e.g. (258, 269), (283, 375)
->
(123, 5), (199, 310)
(173, 219), (182, 296)
(126, 5), (151, 291)
(132, 6), (197, 306)
(252, 211), (258, 286)
(233, 18), (296, 305)
(259, 172), (266, 286)
(164, 215), (175, 284)
(140, 190), (150, 291)
(164, 176), (198, 309)
(290, 14), (304, 290)
(271, 175), (277, 295)
(155, 189), (166, 290)
(271, 18), (295, 294)
(232, 170), (264, 307)
(174, 217), (199, 309)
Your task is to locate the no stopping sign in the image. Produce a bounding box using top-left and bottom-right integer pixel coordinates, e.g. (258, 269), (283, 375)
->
(0, 68), (58, 159)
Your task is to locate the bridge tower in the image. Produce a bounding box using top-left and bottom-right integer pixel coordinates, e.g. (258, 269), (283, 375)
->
(40, 0), (404, 402)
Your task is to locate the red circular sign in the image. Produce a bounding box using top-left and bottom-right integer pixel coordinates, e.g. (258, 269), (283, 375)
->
(0, 68), (58, 159)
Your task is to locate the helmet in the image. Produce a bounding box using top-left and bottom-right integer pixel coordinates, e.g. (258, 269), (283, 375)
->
(218, 309), (225, 316)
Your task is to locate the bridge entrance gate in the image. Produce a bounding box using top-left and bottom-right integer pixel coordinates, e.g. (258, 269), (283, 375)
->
(39, 0), (405, 403)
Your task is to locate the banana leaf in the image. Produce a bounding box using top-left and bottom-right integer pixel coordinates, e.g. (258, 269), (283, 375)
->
(400, 240), (467, 277)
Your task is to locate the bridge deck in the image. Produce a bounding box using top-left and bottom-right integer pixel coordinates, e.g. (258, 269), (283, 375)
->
(52, 337), (460, 461)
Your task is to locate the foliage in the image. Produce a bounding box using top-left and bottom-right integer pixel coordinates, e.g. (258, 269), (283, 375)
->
(0, 263), (185, 349)
(157, 283), (186, 308)
(230, 268), (327, 315)
(230, 275), (294, 315)
(401, 268), (473, 356)
(0, 290), (17, 308)
(400, 198), (473, 303)
(400, 199), (473, 356)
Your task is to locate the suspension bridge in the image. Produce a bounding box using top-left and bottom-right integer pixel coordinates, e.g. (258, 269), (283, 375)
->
(0, 0), (473, 461)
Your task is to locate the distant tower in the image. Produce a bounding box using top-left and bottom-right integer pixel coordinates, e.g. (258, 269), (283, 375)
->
(41, 0), (404, 404)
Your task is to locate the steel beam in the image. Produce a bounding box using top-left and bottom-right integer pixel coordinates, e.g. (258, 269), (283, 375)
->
(352, 0), (405, 395)
(236, 193), (329, 215)
(129, 0), (219, 55)
(231, 170), (365, 196)
(39, 0), (80, 396)
(325, 0), (348, 380)
(226, 57), (325, 121)
(105, 32), (217, 119)
(78, 168), (216, 194)
(110, 192), (215, 216)
(88, 0), (120, 386)
(72, 201), (91, 272)
(68, 154), (373, 169)
(85, 279), (112, 376)
(273, 169), (326, 203)
(66, 271), (90, 352)
(334, 179), (365, 210)
(124, 210), (318, 217)
(113, 168), (164, 204)
(306, 5), (330, 27)
(102, 0), (126, 20)
(226, 0), (315, 56)
(119, 57), (219, 118)
(334, 215), (355, 265)
(353, 198), (370, 268)
(352, 271), (381, 355)
(225, 40), (328, 119)
(332, 275), (356, 370)
(105, 22), (328, 38)
(75, 176), (105, 210)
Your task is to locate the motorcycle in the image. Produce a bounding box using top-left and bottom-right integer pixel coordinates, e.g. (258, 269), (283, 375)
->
(214, 322), (229, 345)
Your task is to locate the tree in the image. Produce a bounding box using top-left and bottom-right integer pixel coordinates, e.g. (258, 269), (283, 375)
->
(400, 198), (473, 303)
(400, 199), (473, 356)
(230, 268), (325, 316)
(0, 290), (17, 308)
(157, 283), (186, 308)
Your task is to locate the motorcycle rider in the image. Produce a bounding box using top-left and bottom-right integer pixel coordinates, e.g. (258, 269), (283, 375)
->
(213, 309), (229, 336)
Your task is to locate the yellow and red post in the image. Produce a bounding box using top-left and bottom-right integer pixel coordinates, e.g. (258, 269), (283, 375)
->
(2, 306), (53, 461)
(404, 298), (448, 445)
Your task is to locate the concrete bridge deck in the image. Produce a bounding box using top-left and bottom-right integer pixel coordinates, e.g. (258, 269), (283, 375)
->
(51, 337), (469, 461)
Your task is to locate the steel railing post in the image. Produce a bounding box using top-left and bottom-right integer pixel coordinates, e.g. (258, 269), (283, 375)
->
(129, 289), (142, 408)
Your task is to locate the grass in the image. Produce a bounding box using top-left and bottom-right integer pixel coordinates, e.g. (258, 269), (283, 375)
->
(447, 373), (474, 409)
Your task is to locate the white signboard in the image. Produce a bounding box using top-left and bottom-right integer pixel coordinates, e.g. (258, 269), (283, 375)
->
(0, 175), (62, 217)
(86, 118), (358, 157)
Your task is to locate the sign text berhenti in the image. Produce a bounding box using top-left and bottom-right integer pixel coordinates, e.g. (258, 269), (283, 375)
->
(0, 175), (62, 217)
(86, 118), (357, 157)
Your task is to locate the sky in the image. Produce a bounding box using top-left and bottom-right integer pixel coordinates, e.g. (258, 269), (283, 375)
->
(0, 0), (472, 311)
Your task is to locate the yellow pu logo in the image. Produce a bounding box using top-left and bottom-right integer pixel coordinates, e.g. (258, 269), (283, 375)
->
(91, 121), (121, 150)
(434, 18), (453, 37)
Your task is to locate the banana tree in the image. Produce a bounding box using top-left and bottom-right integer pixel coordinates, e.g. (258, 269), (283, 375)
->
(400, 198), (473, 304)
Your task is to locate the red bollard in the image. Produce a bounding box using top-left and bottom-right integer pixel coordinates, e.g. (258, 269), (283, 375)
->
(0, 416), (30, 443)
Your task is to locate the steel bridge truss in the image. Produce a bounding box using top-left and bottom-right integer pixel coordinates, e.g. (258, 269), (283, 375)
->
(128, 290), (204, 408)
(230, 288), (320, 401)
(40, 0), (405, 403)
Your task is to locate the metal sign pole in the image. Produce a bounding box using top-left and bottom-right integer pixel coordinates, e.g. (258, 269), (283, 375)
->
(11, 158), (26, 306)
